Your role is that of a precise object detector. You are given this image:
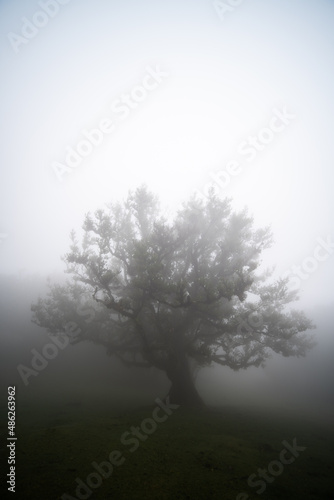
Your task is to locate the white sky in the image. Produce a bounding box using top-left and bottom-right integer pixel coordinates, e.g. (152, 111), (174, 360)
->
(0, 0), (333, 309)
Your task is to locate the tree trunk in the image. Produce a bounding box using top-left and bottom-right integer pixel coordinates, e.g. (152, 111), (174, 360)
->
(166, 356), (204, 408)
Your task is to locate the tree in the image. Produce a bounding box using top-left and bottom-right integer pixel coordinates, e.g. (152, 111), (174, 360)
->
(32, 187), (315, 407)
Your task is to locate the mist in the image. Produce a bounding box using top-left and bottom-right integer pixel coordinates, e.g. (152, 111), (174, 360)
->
(1, 273), (333, 418)
(1, 1), (334, 499)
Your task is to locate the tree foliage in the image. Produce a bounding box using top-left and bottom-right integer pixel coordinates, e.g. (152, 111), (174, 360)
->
(32, 187), (315, 404)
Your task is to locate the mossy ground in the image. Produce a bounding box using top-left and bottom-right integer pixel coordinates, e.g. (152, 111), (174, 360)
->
(1, 396), (333, 500)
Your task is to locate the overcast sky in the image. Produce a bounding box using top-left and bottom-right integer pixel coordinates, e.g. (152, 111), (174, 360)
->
(0, 0), (333, 310)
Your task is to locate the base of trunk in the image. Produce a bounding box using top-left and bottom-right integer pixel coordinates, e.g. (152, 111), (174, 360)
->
(168, 378), (205, 408)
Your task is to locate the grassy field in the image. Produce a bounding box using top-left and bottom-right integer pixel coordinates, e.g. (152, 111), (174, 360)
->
(1, 394), (333, 500)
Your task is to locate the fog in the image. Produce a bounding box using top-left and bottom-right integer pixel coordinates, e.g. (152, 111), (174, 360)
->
(1, 273), (333, 424)
(1, 1), (334, 498)
(1, 0), (333, 415)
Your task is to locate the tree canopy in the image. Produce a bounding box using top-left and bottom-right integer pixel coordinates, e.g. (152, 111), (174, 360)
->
(32, 187), (315, 406)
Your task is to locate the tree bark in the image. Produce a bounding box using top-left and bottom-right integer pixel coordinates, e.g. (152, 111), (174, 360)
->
(166, 355), (204, 408)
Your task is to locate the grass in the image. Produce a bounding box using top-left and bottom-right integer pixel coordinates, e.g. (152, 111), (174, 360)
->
(1, 396), (334, 500)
